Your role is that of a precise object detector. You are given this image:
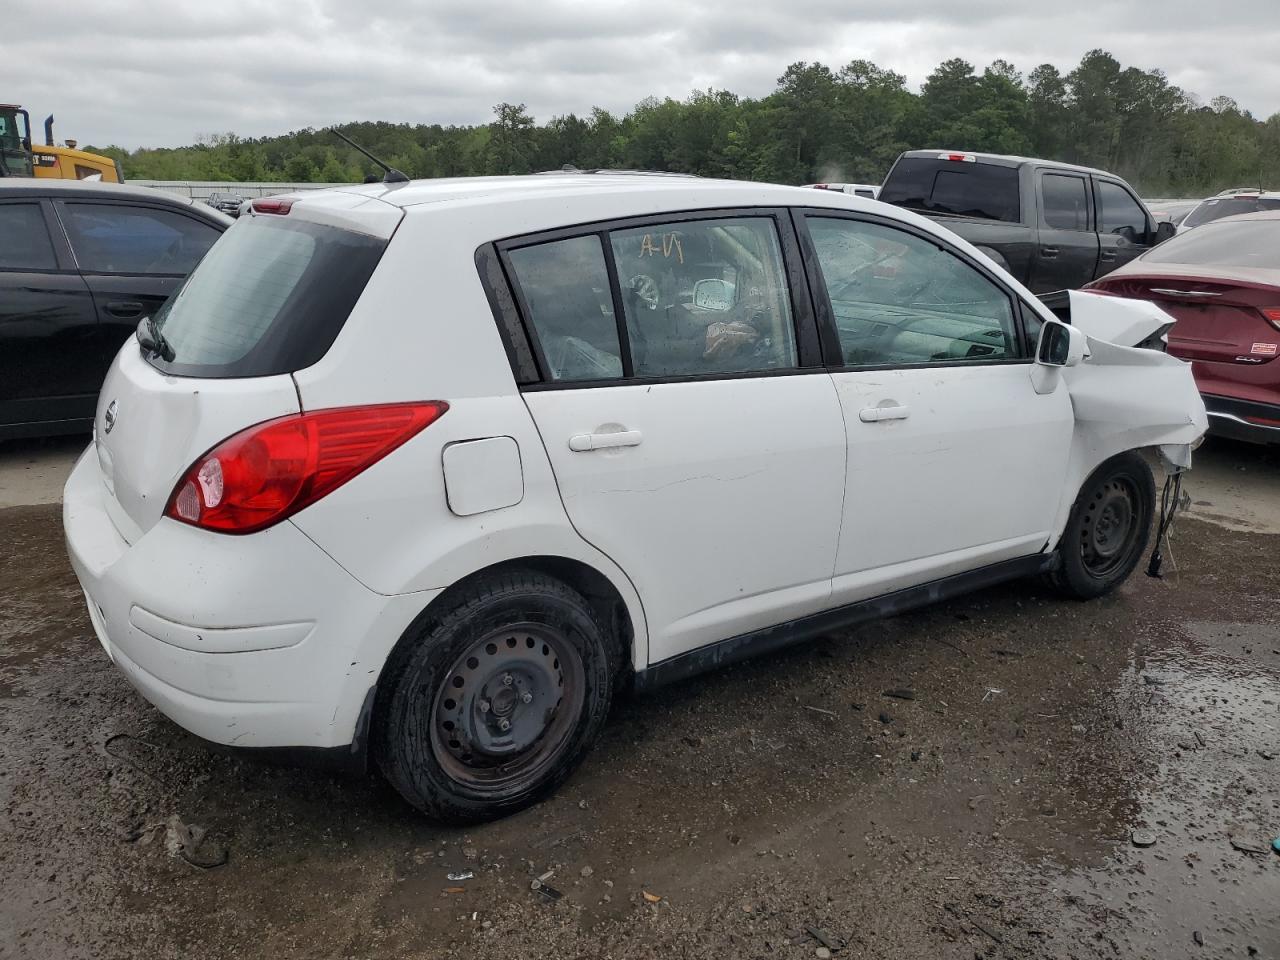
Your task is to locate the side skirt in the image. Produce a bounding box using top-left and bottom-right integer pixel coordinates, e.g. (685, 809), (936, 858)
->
(633, 553), (1057, 692)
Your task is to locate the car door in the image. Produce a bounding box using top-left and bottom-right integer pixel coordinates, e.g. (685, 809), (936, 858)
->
(1093, 178), (1153, 278)
(0, 197), (100, 432)
(54, 199), (222, 377)
(1030, 170), (1099, 293)
(796, 210), (1075, 605)
(499, 211), (847, 665)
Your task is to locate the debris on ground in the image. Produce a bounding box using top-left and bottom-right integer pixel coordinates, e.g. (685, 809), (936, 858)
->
(805, 925), (845, 951)
(1131, 830), (1157, 848)
(883, 688), (915, 700)
(163, 814), (227, 870)
(529, 879), (562, 902)
(642, 891), (662, 903)
(447, 871), (474, 881)
(1228, 837), (1270, 856)
(804, 705), (839, 718)
(580, 865), (593, 878)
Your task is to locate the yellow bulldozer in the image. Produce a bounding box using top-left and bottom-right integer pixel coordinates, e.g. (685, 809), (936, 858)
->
(0, 103), (123, 182)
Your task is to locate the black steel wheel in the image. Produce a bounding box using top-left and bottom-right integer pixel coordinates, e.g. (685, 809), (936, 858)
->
(1050, 452), (1155, 600)
(375, 570), (614, 823)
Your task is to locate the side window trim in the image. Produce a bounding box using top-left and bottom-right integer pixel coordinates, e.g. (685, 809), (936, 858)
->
(794, 207), (1030, 370)
(1037, 170), (1093, 232)
(489, 207), (823, 388)
(474, 243), (540, 384)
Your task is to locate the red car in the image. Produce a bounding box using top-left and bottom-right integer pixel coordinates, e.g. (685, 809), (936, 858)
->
(1087, 211), (1280, 444)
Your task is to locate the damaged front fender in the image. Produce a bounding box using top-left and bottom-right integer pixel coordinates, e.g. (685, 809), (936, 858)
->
(1043, 291), (1208, 548)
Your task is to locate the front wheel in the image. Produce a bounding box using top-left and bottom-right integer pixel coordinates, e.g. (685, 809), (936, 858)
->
(375, 572), (614, 824)
(1049, 452), (1156, 600)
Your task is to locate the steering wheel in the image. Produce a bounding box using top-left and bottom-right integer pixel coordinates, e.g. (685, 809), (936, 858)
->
(629, 274), (659, 310)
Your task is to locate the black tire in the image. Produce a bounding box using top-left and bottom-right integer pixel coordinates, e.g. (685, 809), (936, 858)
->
(1049, 451), (1155, 600)
(375, 571), (614, 824)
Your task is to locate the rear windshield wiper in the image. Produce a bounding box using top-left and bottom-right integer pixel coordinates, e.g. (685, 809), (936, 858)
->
(136, 316), (175, 362)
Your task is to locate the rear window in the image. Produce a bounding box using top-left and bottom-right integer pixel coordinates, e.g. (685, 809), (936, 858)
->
(149, 215), (386, 378)
(879, 157), (1021, 222)
(1182, 196), (1280, 228)
(1143, 219), (1280, 268)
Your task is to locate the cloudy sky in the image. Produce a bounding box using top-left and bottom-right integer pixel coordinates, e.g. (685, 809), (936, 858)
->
(5, 0), (1279, 149)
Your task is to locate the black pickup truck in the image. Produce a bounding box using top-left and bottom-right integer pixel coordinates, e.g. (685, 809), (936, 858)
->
(877, 151), (1175, 293)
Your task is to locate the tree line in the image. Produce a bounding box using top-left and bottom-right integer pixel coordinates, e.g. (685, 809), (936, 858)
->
(93, 49), (1280, 197)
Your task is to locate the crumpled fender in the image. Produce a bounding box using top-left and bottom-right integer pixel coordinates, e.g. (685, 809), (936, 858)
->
(1068, 289), (1174, 347)
(1042, 293), (1208, 550)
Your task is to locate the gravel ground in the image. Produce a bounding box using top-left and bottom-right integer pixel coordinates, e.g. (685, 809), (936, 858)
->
(1, 438), (1277, 959)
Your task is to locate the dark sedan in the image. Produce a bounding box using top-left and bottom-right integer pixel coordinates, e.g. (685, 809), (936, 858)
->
(0, 179), (231, 440)
(1088, 211), (1280, 444)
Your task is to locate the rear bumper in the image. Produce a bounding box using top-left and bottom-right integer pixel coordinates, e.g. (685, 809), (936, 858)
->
(63, 446), (437, 753)
(1203, 394), (1280, 445)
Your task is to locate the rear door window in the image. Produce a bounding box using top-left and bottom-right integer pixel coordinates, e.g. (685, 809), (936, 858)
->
(608, 217), (797, 377)
(879, 157), (1021, 222)
(1041, 174), (1090, 230)
(0, 203), (58, 271)
(60, 202), (220, 275)
(149, 215), (387, 378)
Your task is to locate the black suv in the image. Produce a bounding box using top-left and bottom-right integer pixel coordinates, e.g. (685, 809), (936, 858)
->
(0, 179), (231, 440)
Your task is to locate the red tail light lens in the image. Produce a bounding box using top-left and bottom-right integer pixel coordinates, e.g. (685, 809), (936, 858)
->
(165, 402), (448, 534)
(251, 197), (294, 215)
(1262, 307), (1280, 331)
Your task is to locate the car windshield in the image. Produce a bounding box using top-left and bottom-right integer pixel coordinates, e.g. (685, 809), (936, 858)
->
(879, 157), (1021, 222)
(149, 215), (387, 378)
(1142, 218), (1280, 268)
(1182, 196), (1280, 228)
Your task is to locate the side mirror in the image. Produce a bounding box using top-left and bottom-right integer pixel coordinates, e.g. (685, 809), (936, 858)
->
(692, 278), (735, 311)
(1036, 319), (1087, 367)
(1152, 220), (1176, 245)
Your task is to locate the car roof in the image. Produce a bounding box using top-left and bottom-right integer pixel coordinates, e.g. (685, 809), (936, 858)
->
(897, 149), (1116, 178)
(0, 178), (233, 225)
(304, 172), (839, 212)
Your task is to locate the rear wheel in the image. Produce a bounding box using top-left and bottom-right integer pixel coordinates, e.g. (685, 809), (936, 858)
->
(375, 571), (614, 824)
(1049, 452), (1155, 599)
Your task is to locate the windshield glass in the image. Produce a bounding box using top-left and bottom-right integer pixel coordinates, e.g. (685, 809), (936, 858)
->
(150, 215), (387, 378)
(879, 157), (1021, 222)
(1182, 196), (1280, 228)
(1143, 218), (1280, 269)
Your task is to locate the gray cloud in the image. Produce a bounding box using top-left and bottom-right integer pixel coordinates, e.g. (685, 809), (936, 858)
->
(4, 0), (1278, 149)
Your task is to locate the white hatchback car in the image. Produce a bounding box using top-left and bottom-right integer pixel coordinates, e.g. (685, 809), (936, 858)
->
(64, 173), (1207, 823)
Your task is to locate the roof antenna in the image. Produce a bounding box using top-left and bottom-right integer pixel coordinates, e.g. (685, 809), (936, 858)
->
(329, 128), (409, 184)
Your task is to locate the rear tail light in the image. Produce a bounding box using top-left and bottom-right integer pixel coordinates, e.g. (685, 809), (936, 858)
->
(1262, 308), (1280, 331)
(251, 197), (294, 215)
(165, 402), (448, 534)
(939, 152), (977, 162)
(812, 184), (831, 190)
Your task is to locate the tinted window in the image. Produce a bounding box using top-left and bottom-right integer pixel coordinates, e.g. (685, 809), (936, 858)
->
(61, 202), (220, 274)
(879, 157), (1020, 222)
(808, 216), (1018, 366)
(1143, 218), (1280, 268)
(508, 236), (622, 382)
(1182, 196), (1280, 229)
(149, 216), (386, 378)
(609, 217), (796, 377)
(1096, 182), (1148, 241)
(0, 203), (57, 271)
(1041, 174), (1089, 230)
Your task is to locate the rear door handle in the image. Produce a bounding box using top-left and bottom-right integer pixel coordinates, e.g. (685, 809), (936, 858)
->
(568, 430), (643, 452)
(859, 404), (910, 423)
(1100, 250), (1117, 262)
(1040, 246), (1059, 258)
(105, 300), (145, 319)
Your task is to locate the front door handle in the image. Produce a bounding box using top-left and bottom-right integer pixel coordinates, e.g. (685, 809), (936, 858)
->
(859, 403), (911, 423)
(1100, 250), (1118, 262)
(1040, 246), (1059, 258)
(105, 300), (145, 319)
(568, 430), (643, 452)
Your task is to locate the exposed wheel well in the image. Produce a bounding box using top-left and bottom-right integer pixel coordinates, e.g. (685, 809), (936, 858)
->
(370, 557), (635, 748)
